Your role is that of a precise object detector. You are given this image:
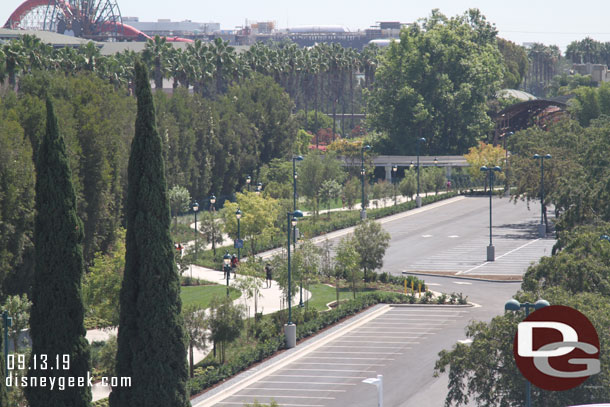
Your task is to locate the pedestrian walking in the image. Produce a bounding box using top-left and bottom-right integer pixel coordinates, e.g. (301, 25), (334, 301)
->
(230, 254), (238, 278)
(265, 263), (273, 288)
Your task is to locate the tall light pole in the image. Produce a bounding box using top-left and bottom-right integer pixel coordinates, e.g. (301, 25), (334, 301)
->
(505, 298), (550, 407)
(286, 209), (304, 349)
(235, 208), (242, 261)
(392, 164), (398, 205)
(292, 155), (304, 250)
(3, 311), (11, 377)
(480, 166), (502, 261)
(416, 137), (426, 207)
(246, 175), (251, 192)
(361, 144), (371, 220)
(192, 201), (199, 262)
(533, 154), (551, 238)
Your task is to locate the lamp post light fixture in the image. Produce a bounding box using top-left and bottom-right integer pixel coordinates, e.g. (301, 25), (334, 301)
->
(416, 137), (426, 207)
(360, 144), (371, 220)
(223, 251), (232, 297)
(433, 157), (439, 166)
(285, 209), (304, 348)
(292, 155), (304, 250)
(480, 165), (502, 261)
(235, 209), (242, 261)
(601, 234), (610, 242)
(246, 175), (251, 192)
(392, 164), (398, 205)
(504, 298), (550, 407)
(3, 311), (11, 377)
(533, 154), (552, 237)
(192, 201), (200, 263)
(256, 182), (262, 195)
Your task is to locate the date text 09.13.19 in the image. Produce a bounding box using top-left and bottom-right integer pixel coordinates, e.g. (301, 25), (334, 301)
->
(7, 354), (70, 371)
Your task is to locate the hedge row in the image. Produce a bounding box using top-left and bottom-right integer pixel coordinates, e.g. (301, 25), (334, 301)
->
(188, 291), (410, 396)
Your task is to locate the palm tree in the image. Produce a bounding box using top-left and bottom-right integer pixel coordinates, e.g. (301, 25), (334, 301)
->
(142, 35), (171, 89)
(3, 40), (25, 88)
(210, 37), (235, 97)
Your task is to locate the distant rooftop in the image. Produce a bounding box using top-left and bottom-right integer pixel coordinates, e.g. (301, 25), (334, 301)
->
(496, 89), (537, 101)
(0, 28), (97, 47)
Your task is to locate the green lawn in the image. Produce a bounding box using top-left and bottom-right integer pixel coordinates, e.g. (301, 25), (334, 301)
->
(306, 283), (384, 311)
(180, 285), (241, 308)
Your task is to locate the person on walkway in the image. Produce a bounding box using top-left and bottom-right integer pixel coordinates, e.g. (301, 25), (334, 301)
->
(230, 254), (238, 278)
(265, 263), (272, 288)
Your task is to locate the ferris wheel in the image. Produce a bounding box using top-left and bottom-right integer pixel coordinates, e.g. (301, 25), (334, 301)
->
(5, 0), (124, 40)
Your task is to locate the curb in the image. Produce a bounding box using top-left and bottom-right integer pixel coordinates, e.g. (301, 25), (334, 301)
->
(402, 271), (523, 284)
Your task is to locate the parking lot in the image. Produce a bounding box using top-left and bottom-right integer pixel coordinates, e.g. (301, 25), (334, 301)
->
(210, 306), (473, 407)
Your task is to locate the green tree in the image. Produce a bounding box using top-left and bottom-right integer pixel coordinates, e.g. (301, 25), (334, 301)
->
(168, 185), (191, 230)
(335, 236), (362, 299)
(0, 96), (35, 296)
(26, 98), (91, 407)
(2, 294), (31, 352)
(367, 9), (503, 155)
(497, 38), (528, 89)
(464, 141), (507, 188)
(223, 192), (281, 255)
(299, 151), (345, 217)
(319, 179), (342, 218)
(207, 296), (244, 363)
(295, 239), (321, 308)
(198, 210), (224, 258)
(435, 288), (610, 406)
(342, 177), (360, 209)
(399, 172), (417, 200)
(83, 228), (125, 327)
(352, 220), (390, 283)
(182, 304), (207, 378)
(110, 62), (189, 407)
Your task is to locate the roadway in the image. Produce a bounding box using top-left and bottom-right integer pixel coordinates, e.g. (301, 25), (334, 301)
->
(193, 195), (556, 407)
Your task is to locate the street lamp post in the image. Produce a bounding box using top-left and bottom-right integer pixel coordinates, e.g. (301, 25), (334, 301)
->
(286, 209), (304, 349)
(192, 201), (199, 262)
(504, 298), (550, 407)
(480, 166), (502, 261)
(361, 145), (371, 220)
(246, 175), (251, 192)
(235, 209), (242, 261)
(223, 251), (231, 297)
(292, 155), (304, 250)
(3, 311), (11, 377)
(416, 137), (426, 207)
(392, 164), (398, 205)
(533, 154), (552, 237)
(256, 182), (262, 195)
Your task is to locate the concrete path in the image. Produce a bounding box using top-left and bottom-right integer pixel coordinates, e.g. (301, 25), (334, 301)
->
(89, 264), (310, 401)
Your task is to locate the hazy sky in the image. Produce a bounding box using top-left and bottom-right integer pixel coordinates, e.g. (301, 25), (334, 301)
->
(3, 0), (610, 50)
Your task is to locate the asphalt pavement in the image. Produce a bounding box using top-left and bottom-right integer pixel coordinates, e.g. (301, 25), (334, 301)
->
(191, 195), (555, 407)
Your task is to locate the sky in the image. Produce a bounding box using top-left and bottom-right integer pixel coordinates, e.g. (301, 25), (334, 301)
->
(3, 0), (610, 51)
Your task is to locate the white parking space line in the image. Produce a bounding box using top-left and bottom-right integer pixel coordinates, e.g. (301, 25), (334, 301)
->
(335, 340), (419, 344)
(268, 374), (367, 379)
(280, 368), (376, 372)
(388, 310), (469, 313)
(366, 322), (448, 325)
(259, 381), (357, 386)
(356, 328), (442, 332)
(217, 403), (324, 407)
(246, 388), (347, 393)
(302, 356), (394, 360)
(233, 395), (335, 400)
(311, 351), (403, 355)
(343, 335), (424, 338)
(297, 362), (386, 366)
(322, 345), (410, 349)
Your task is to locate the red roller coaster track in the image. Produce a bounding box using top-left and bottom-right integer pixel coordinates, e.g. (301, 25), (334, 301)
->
(4, 0), (192, 42)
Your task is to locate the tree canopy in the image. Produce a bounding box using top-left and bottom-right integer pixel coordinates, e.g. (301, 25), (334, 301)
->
(367, 9), (504, 155)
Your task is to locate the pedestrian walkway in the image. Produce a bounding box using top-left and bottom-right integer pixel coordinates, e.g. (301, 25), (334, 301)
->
(88, 265), (310, 402)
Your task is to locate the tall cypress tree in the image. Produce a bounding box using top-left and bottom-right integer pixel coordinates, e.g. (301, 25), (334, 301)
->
(110, 62), (189, 407)
(26, 98), (91, 407)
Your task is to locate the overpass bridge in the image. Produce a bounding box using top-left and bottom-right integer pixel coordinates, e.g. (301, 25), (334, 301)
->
(343, 155), (468, 179)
